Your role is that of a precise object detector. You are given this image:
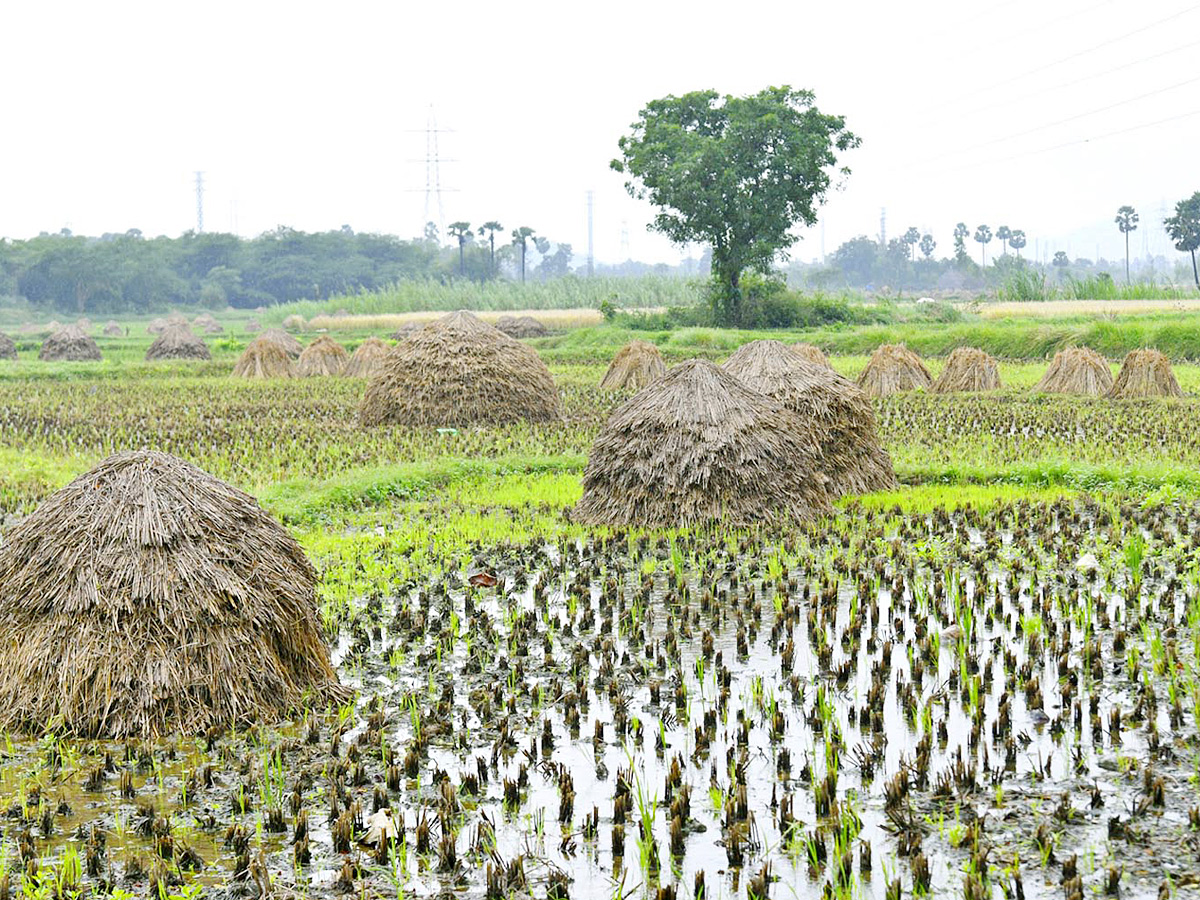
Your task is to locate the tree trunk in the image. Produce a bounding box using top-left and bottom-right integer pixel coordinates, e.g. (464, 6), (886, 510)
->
(520, 242), (526, 283)
(1125, 232), (1130, 285)
(1192, 249), (1199, 290)
(458, 241), (465, 276)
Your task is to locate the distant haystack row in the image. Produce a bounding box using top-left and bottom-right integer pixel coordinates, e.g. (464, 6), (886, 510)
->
(40, 325), (101, 361)
(145, 324), (211, 361)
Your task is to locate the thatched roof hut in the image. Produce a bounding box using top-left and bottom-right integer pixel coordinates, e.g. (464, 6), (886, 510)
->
(295, 335), (349, 376)
(39, 325), (102, 361)
(792, 343), (831, 368)
(856, 344), (931, 397)
(599, 340), (667, 391)
(361, 310), (563, 426)
(496, 315), (548, 338)
(1107, 348), (1182, 399)
(0, 333), (15, 361)
(723, 340), (895, 495)
(259, 328), (303, 359)
(145, 324), (212, 361)
(0, 451), (347, 737)
(232, 337), (293, 378)
(573, 359), (832, 528)
(1033, 347), (1113, 395)
(102, 320), (124, 337)
(931, 347), (1001, 393)
(343, 337), (392, 378)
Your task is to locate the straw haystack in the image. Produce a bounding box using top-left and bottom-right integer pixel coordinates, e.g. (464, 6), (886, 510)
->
(282, 314), (307, 332)
(599, 340), (667, 391)
(0, 451), (347, 737)
(232, 337), (293, 378)
(245, 318), (262, 334)
(39, 325), (102, 361)
(145, 325), (211, 361)
(295, 335), (349, 376)
(856, 344), (931, 397)
(723, 340), (896, 495)
(343, 337), (392, 378)
(390, 321), (423, 341)
(792, 343), (831, 368)
(573, 359), (833, 527)
(147, 317), (169, 335)
(1033, 347), (1113, 395)
(259, 328), (303, 358)
(0, 333), (15, 361)
(361, 310), (563, 426)
(496, 315), (548, 338)
(1107, 348), (1182, 399)
(103, 321), (124, 337)
(192, 313), (224, 334)
(931, 347), (1001, 393)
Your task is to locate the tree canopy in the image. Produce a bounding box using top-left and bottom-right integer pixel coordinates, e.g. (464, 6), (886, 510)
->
(1164, 192), (1200, 289)
(612, 86), (858, 325)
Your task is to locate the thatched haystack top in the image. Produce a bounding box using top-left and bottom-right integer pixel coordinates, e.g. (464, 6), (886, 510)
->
(0, 451), (346, 737)
(599, 340), (667, 391)
(361, 310), (563, 426)
(39, 325), (101, 362)
(295, 335), (349, 376)
(343, 337), (392, 378)
(496, 315), (548, 338)
(931, 347), (1001, 393)
(1107, 348), (1182, 399)
(259, 328), (303, 358)
(102, 321), (124, 337)
(232, 337), (293, 379)
(1033, 347), (1112, 395)
(856, 343), (931, 397)
(792, 342), (830, 367)
(145, 325), (211, 362)
(722, 340), (895, 495)
(573, 359), (832, 528)
(0, 333), (15, 361)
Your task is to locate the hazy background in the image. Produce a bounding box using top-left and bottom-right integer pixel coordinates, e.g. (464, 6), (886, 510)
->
(3, 0), (1196, 265)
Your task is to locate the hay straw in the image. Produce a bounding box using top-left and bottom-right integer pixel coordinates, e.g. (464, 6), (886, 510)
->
(192, 314), (224, 334)
(1033, 347), (1113, 395)
(0, 332), (15, 361)
(245, 318), (263, 334)
(723, 340), (895, 496)
(145, 325), (211, 362)
(232, 338), (293, 379)
(102, 321), (124, 337)
(573, 359), (833, 528)
(147, 317), (169, 335)
(598, 340), (667, 391)
(295, 336), (349, 377)
(1107, 348), (1183, 399)
(39, 325), (101, 362)
(342, 337), (392, 378)
(283, 315), (307, 333)
(930, 347), (1001, 393)
(856, 343), (931, 397)
(0, 450), (348, 738)
(791, 343), (830, 367)
(259, 328), (303, 359)
(495, 315), (548, 338)
(360, 310), (563, 427)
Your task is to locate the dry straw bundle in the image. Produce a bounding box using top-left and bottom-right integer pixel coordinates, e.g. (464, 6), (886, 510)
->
(723, 340), (895, 495)
(147, 317), (169, 335)
(573, 359), (832, 528)
(0, 333), (15, 361)
(232, 337), (293, 378)
(361, 310), (563, 426)
(390, 321), (423, 341)
(192, 313), (224, 334)
(343, 337), (392, 378)
(496, 315), (548, 338)
(599, 340), (667, 391)
(282, 314), (307, 332)
(856, 343), (931, 397)
(145, 324), (211, 361)
(931, 347), (1001, 393)
(1033, 347), (1113, 395)
(295, 335), (349, 376)
(0, 451), (347, 737)
(244, 318), (262, 334)
(791, 342), (831, 368)
(1107, 348), (1182, 399)
(39, 325), (102, 361)
(102, 321), (124, 337)
(259, 328), (303, 359)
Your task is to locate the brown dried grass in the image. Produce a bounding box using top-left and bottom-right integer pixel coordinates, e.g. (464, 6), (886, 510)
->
(598, 340), (667, 391)
(342, 337), (392, 378)
(0, 450), (348, 738)
(930, 347), (1001, 393)
(295, 336), (349, 377)
(39, 325), (102, 361)
(791, 342), (830, 367)
(0, 333), (15, 361)
(1107, 348), (1183, 399)
(145, 325), (211, 361)
(1033, 347), (1113, 395)
(103, 321), (124, 337)
(856, 344), (931, 397)
(259, 328), (303, 359)
(361, 311), (563, 427)
(723, 340), (895, 496)
(573, 359), (833, 528)
(232, 338), (293, 379)
(495, 315), (548, 338)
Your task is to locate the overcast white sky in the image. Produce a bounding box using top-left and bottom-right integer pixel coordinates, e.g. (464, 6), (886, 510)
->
(2, 0), (1197, 266)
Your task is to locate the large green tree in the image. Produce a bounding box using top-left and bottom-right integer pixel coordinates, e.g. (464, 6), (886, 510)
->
(1009, 229), (1026, 259)
(973, 225), (993, 267)
(1164, 192), (1200, 289)
(952, 223), (970, 264)
(1115, 205), (1138, 284)
(612, 86), (858, 325)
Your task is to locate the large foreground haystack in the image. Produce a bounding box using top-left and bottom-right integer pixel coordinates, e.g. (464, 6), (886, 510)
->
(931, 347), (1001, 393)
(792, 343), (831, 368)
(39, 325), (102, 361)
(599, 340), (667, 391)
(723, 340), (895, 495)
(0, 333), (15, 361)
(1034, 347), (1113, 395)
(343, 337), (392, 378)
(232, 338), (293, 378)
(0, 451), (347, 737)
(259, 328), (303, 359)
(145, 324), (211, 361)
(573, 359), (832, 527)
(496, 315), (548, 338)
(1107, 349), (1182, 399)
(856, 344), (931, 397)
(296, 336), (349, 376)
(361, 310), (563, 426)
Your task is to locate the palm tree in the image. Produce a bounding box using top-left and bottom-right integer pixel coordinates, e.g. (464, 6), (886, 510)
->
(902, 227), (920, 261)
(996, 225), (1012, 256)
(918, 234), (936, 260)
(447, 222), (471, 277)
(1114, 206), (1138, 284)
(953, 223), (970, 263)
(973, 225), (993, 268)
(1164, 192), (1200, 290)
(477, 221), (503, 275)
(511, 226), (536, 283)
(1009, 230), (1027, 259)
